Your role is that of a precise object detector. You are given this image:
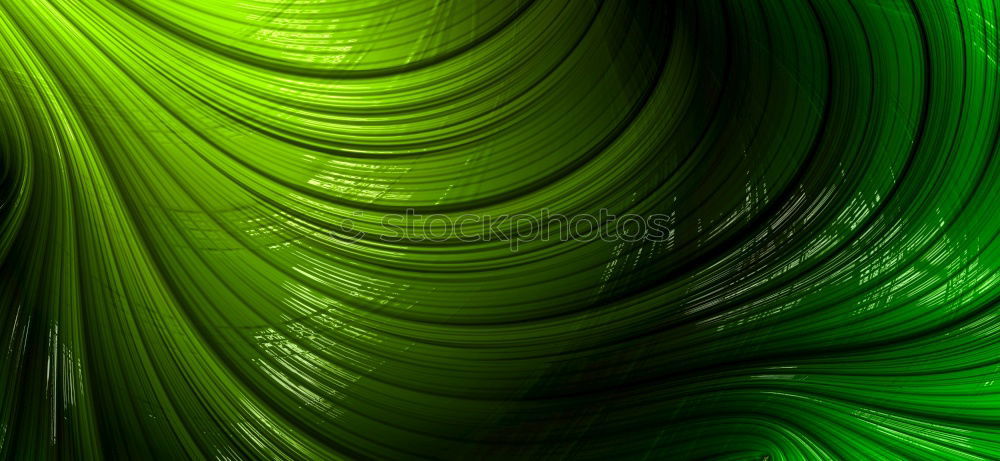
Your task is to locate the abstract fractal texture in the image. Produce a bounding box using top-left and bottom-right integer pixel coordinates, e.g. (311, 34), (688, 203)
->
(2, 0), (1000, 459)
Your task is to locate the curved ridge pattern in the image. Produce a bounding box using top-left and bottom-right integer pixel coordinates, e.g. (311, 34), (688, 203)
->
(1, 0), (999, 459)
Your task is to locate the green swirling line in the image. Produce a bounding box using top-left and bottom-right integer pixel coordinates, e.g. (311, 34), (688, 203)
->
(1, 0), (999, 459)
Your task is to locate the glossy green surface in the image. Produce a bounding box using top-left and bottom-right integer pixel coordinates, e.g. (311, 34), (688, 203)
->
(1, 1), (999, 459)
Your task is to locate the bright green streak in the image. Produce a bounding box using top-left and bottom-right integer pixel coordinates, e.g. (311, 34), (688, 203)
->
(1, 1), (999, 459)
